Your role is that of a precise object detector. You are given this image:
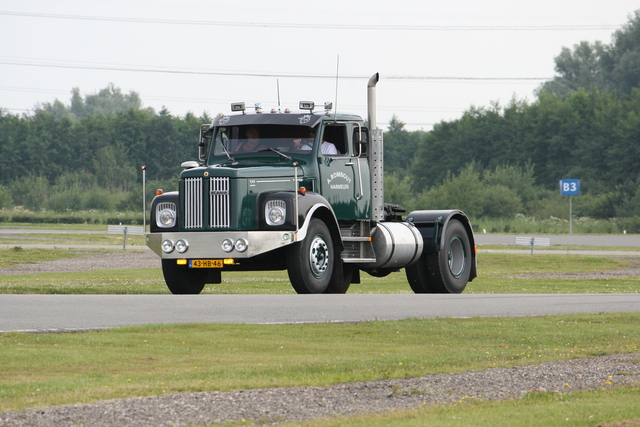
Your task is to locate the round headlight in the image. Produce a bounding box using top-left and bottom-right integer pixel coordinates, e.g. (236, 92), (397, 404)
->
(265, 200), (286, 226)
(235, 238), (249, 252)
(161, 239), (175, 253)
(221, 238), (234, 253)
(175, 239), (189, 254)
(158, 208), (176, 228)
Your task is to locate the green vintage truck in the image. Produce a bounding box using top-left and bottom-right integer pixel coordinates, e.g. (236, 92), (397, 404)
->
(146, 73), (477, 294)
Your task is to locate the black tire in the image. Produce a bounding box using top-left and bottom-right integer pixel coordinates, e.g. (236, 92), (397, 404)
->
(287, 219), (334, 294)
(324, 258), (352, 294)
(406, 219), (471, 294)
(365, 268), (394, 278)
(405, 251), (435, 293)
(161, 259), (207, 294)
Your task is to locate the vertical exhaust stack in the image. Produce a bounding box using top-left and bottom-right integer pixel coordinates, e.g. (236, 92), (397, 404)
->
(367, 73), (379, 130)
(367, 73), (385, 221)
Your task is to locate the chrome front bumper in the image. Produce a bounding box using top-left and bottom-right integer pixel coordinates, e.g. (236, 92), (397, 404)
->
(146, 230), (297, 259)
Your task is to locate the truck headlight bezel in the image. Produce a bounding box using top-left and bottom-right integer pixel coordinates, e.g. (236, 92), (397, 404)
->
(265, 200), (286, 226)
(156, 202), (177, 228)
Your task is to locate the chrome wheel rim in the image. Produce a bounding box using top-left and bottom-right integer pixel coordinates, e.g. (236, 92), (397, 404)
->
(308, 235), (329, 278)
(448, 236), (466, 278)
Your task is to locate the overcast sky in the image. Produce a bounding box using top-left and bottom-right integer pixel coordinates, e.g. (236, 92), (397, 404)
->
(1, 0), (639, 130)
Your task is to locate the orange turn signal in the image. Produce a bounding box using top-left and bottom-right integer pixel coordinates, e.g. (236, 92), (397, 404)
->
(298, 187), (307, 195)
(156, 189), (164, 196)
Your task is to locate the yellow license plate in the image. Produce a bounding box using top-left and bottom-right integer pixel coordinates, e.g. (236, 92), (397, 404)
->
(189, 259), (223, 268)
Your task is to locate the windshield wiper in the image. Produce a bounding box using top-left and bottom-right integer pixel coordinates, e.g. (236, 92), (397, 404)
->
(220, 133), (235, 162)
(259, 147), (292, 161)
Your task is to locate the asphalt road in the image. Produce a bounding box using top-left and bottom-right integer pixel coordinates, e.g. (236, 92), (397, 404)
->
(2, 230), (640, 333)
(2, 293), (640, 333)
(475, 233), (640, 247)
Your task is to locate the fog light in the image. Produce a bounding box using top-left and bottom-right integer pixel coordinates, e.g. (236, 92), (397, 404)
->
(221, 238), (234, 253)
(175, 239), (189, 254)
(235, 238), (249, 252)
(161, 239), (175, 253)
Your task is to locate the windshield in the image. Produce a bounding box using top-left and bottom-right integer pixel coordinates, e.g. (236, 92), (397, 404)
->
(211, 125), (316, 158)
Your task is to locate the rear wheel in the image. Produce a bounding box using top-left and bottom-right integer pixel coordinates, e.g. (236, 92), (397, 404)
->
(406, 219), (471, 294)
(162, 259), (207, 294)
(287, 219), (334, 294)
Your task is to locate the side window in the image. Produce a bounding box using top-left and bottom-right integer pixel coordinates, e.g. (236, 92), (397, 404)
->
(353, 127), (368, 157)
(321, 125), (347, 156)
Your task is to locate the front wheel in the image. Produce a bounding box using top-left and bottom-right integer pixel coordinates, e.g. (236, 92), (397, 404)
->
(324, 259), (352, 294)
(162, 259), (207, 294)
(287, 219), (334, 294)
(406, 219), (471, 294)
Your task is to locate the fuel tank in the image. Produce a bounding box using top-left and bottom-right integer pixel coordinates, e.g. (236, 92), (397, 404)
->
(362, 222), (424, 269)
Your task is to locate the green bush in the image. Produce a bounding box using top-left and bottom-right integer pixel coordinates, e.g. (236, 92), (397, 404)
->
(45, 190), (84, 212)
(620, 216), (640, 234)
(0, 185), (13, 209)
(9, 175), (50, 210)
(83, 187), (121, 211)
(479, 184), (523, 218)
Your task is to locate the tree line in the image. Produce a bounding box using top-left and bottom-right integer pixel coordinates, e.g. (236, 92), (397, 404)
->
(383, 10), (640, 228)
(383, 87), (640, 220)
(1, 10), (640, 230)
(0, 92), (210, 212)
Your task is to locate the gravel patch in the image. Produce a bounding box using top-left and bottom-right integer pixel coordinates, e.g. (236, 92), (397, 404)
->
(0, 251), (160, 275)
(1, 353), (639, 426)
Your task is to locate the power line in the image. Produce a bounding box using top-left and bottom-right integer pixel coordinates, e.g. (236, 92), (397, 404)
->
(0, 57), (551, 81)
(0, 10), (621, 31)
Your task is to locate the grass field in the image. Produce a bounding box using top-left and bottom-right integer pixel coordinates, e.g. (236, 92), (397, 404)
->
(1, 315), (639, 414)
(1, 248), (639, 295)
(1, 226), (640, 425)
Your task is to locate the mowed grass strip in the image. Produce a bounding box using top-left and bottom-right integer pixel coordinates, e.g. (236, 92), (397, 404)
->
(1, 252), (640, 294)
(0, 313), (638, 412)
(286, 385), (640, 427)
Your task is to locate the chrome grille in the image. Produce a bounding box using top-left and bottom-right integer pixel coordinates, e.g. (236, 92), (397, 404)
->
(184, 177), (203, 229)
(209, 177), (230, 228)
(183, 176), (230, 229)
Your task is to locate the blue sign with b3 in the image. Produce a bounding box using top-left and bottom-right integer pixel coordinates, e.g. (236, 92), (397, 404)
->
(560, 179), (580, 196)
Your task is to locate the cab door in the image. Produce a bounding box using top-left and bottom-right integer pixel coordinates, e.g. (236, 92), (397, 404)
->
(317, 123), (368, 220)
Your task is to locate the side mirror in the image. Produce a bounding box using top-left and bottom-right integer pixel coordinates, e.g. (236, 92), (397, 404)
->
(199, 124), (213, 163)
(198, 140), (207, 163)
(354, 127), (369, 157)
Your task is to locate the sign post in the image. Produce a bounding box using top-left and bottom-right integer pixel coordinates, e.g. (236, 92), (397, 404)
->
(559, 179), (580, 234)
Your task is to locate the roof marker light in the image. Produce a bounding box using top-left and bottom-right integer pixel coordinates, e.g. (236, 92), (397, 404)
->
(231, 102), (246, 113)
(299, 101), (314, 111)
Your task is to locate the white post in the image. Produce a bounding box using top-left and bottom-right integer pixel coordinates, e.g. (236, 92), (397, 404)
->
(142, 165), (147, 234)
(569, 195), (573, 235)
